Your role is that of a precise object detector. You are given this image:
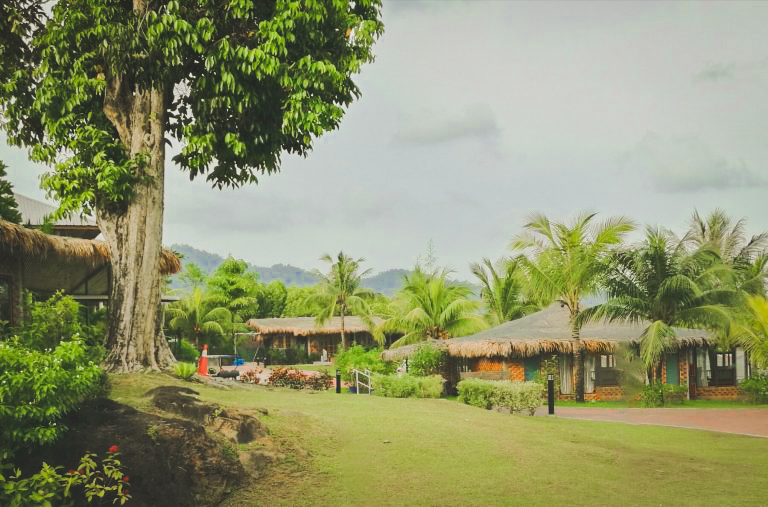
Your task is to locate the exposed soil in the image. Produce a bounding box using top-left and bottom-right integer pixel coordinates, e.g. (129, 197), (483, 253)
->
(13, 382), (293, 506)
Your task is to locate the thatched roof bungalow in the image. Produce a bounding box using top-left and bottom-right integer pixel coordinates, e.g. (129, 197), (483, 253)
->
(383, 304), (748, 401)
(0, 218), (180, 326)
(245, 316), (385, 360)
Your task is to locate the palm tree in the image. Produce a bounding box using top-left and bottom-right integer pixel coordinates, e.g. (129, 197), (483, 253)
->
(511, 212), (634, 401)
(732, 295), (768, 369)
(686, 209), (768, 264)
(307, 252), (376, 349)
(167, 288), (232, 350)
(579, 227), (736, 378)
(686, 209), (768, 297)
(384, 266), (486, 347)
(470, 257), (539, 326)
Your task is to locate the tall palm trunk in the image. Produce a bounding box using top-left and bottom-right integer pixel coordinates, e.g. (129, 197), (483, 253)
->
(99, 70), (173, 372)
(340, 303), (346, 350)
(571, 315), (585, 402)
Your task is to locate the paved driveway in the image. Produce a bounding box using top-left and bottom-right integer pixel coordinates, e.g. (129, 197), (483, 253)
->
(537, 406), (768, 438)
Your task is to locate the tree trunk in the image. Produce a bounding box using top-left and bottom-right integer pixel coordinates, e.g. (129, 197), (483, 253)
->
(571, 316), (585, 402)
(98, 78), (173, 372)
(340, 309), (346, 350)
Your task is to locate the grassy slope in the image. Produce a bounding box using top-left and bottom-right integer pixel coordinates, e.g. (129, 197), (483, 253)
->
(110, 375), (768, 506)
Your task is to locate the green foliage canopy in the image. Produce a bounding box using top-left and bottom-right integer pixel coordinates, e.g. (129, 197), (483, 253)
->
(384, 266), (486, 347)
(1, 0), (384, 215)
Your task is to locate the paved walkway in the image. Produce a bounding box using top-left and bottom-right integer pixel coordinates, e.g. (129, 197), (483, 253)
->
(536, 406), (768, 438)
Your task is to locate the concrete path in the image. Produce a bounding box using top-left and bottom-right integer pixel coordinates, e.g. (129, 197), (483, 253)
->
(536, 406), (768, 438)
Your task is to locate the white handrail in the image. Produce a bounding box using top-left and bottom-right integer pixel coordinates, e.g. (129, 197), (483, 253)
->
(351, 368), (373, 395)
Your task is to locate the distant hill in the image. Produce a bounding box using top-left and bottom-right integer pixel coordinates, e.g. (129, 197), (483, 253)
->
(170, 244), (476, 296)
(363, 269), (409, 296)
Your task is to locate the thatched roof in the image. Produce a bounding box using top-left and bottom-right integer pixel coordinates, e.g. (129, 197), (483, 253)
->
(380, 340), (443, 361)
(245, 316), (380, 336)
(382, 304), (713, 360)
(0, 218), (180, 275)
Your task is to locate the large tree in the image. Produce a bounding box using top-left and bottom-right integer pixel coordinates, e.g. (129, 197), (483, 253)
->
(307, 251), (376, 349)
(511, 212), (634, 401)
(0, 0), (383, 371)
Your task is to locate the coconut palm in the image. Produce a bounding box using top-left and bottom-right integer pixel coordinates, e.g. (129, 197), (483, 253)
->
(578, 227), (736, 377)
(307, 252), (377, 349)
(470, 257), (539, 326)
(511, 212), (634, 401)
(686, 209), (768, 264)
(167, 288), (232, 350)
(384, 266), (486, 347)
(686, 209), (768, 297)
(731, 295), (768, 369)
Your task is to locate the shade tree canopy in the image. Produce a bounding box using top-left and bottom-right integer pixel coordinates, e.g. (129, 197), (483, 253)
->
(0, 0), (383, 371)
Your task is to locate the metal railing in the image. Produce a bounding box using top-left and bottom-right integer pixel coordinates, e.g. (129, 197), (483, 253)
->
(352, 368), (373, 395)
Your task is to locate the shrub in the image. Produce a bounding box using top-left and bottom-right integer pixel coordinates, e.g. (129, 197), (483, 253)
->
(334, 345), (394, 382)
(14, 292), (106, 354)
(0, 446), (131, 506)
(174, 362), (198, 381)
(639, 382), (688, 407)
(373, 373), (444, 398)
(175, 339), (199, 362)
(457, 378), (543, 415)
(265, 348), (288, 366)
(491, 381), (544, 415)
(408, 343), (445, 376)
(285, 346), (308, 365)
(0, 338), (105, 454)
(457, 377), (496, 409)
(740, 373), (768, 404)
(531, 355), (561, 395)
(268, 368), (332, 390)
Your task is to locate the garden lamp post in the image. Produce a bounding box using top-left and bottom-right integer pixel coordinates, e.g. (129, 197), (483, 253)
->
(547, 373), (555, 415)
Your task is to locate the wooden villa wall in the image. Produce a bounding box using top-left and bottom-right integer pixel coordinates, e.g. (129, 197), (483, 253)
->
(0, 250), (23, 326)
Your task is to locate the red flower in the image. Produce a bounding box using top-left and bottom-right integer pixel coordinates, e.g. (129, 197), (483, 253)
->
(122, 476), (130, 482)
(109, 445), (119, 453)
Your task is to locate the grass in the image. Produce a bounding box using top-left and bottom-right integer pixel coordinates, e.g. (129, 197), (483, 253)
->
(110, 374), (768, 506)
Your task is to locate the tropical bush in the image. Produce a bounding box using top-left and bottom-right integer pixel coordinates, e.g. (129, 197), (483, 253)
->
(740, 373), (768, 404)
(372, 374), (444, 398)
(173, 362), (197, 381)
(490, 381), (544, 415)
(408, 343), (445, 376)
(457, 378), (543, 415)
(638, 382), (688, 407)
(334, 345), (394, 382)
(174, 339), (199, 362)
(531, 355), (561, 395)
(265, 347), (288, 366)
(0, 338), (105, 455)
(0, 446), (131, 506)
(14, 292), (105, 360)
(268, 368), (333, 390)
(457, 377), (497, 409)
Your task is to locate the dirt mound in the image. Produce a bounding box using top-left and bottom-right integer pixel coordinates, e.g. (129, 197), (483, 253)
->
(14, 389), (267, 506)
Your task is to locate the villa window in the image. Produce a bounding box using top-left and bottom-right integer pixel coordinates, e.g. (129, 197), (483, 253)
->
(595, 354), (619, 387)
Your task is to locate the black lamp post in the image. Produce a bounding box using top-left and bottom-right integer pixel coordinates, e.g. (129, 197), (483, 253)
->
(547, 373), (555, 415)
(336, 369), (341, 394)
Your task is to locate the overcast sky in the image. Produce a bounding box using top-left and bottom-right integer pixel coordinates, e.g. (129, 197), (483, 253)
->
(4, 1), (768, 279)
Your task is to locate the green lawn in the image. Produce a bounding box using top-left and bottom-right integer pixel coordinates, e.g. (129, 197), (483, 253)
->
(111, 375), (768, 506)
